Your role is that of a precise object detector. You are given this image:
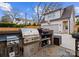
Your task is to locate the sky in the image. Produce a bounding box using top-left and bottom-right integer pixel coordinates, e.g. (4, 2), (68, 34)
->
(0, 2), (79, 20)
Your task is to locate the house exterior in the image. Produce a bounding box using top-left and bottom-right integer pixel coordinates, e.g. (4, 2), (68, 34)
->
(1, 17), (26, 24)
(13, 18), (26, 24)
(13, 18), (34, 25)
(0, 15), (35, 25)
(41, 6), (75, 34)
(1, 15), (13, 22)
(25, 20), (34, 25)
(14, 18), (26, 24)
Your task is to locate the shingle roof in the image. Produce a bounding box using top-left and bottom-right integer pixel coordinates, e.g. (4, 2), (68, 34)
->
(61, 5), (74, 19)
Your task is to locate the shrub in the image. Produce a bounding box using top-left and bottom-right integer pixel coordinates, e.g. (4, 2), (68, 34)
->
(26, 23), (31, 26)
(15, 24), (26, 28)
(0, 22), (15, 27)
(76, 19), (79, 25)
(32, 23), (37, 26)
(0, 22), (26, 28)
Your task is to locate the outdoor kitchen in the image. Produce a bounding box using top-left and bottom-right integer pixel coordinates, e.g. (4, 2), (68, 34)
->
(0, 28), (54, 57)
(21, 28), (54, 57)
(0, 27), (78, 57)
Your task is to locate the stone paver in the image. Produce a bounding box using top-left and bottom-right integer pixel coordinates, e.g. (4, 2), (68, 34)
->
(32, 45), (75, 57)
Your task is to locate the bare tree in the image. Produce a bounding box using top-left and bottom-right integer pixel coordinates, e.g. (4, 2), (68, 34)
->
(32, 2), (63, 24)
(3, 8), (23, 23)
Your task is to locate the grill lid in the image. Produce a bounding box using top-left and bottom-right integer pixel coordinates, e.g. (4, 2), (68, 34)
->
(21, 28), (39, 36)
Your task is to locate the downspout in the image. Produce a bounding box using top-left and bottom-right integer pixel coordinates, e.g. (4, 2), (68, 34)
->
(68, 17), (71, 34)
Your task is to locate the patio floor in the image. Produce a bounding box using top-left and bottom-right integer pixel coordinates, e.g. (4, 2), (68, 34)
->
(32, 45), (75, 57)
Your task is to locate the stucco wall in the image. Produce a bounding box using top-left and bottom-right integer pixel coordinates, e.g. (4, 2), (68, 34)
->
(41, 21), (62, 33)
(54, 34), (75, 51)
(61, 34), (75, 51)
(41, 19), (68, 34)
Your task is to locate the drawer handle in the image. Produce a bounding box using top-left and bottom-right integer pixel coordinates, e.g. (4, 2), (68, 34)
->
(32, 39), (34, 40)
(26, 40), (28, 41)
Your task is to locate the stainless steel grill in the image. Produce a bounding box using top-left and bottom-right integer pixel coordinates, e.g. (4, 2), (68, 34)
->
(21, 28), (40, 44)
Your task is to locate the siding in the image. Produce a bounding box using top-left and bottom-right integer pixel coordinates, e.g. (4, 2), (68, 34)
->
(45, 10), (61, 21)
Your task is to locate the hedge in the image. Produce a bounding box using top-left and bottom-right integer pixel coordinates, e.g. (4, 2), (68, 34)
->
(0, 22), (26, 28)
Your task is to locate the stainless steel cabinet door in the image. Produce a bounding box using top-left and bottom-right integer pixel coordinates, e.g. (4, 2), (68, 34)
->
(24, 42), (40, 57)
